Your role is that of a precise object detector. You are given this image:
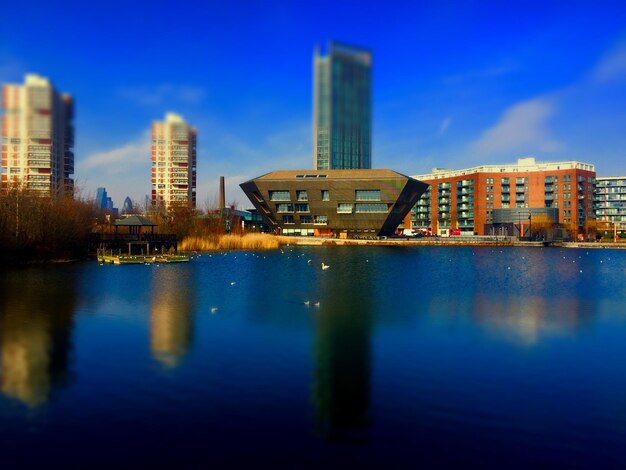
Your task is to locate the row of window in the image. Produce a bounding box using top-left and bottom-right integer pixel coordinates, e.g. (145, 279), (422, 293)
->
(268, 189), (380, 202)
(277, 203), (388, 214)
(283, 215), (328, 225)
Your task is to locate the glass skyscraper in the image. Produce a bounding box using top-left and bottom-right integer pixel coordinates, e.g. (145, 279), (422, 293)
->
(313, 41), (372, 170)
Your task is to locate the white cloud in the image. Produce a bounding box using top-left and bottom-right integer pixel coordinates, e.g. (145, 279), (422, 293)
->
(592, 41), (626, 83)
(439, 117), (452, 136)
(80, 130), (151, 171)
(77, 131), (152, 204)
(470, 98), (562, 155)
(118, 84), (205, 106)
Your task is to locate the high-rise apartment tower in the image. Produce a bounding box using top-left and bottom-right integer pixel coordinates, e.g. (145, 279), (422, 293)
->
(313, 41), (372, 170)
(1, 74), (74, 195)
(151, 113), (197, 209)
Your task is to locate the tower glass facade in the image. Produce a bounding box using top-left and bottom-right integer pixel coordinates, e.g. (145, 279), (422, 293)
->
(314, 42), (371, 170)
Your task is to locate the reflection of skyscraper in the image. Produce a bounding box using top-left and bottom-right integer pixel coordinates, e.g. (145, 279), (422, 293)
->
(1, 74), (74, 195)
(0, 269), (76, 407)
(312, 254), (372, 436)
(150, 266), (195, 368)
(313, 41), (372, 170)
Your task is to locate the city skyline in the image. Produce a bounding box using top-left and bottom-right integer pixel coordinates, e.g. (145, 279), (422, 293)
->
(1, 1), (625, 206)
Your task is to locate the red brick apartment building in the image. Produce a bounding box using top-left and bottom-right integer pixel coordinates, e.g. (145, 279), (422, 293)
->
(409, 157), (596, 236)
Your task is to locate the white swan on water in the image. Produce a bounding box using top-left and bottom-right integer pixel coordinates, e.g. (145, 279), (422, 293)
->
(321, 263), (330, 270)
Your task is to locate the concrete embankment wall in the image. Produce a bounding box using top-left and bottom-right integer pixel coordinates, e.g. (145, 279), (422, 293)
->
(562, 242), (626, 250)
(278, 236), (514, 247)
(278, 237), (626, 249)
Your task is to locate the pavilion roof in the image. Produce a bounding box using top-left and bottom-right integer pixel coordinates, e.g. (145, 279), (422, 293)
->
(113, 215), (158, 227)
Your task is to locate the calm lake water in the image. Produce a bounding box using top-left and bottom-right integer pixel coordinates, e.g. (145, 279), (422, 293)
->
(1, 246), (626, 466)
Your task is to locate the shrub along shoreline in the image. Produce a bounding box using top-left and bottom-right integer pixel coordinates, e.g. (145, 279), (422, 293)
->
(179, 233), (282, 251)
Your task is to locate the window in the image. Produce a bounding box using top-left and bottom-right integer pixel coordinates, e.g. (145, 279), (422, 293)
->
(295, 204), (309, 213)
(296, 190), (308, 201)
(356, 189), (381, 201)
(269, 190), (290, 201)
(314, 215), (328, 225)
(337, 203), (353, 214)
(501, 177), (509, 184)
(321, 190), (330, 201)
(355, 203), (388, 213)
(300, 215), (313, 224)
(276, 204), (293, 213)
(282, 215), (295, 224)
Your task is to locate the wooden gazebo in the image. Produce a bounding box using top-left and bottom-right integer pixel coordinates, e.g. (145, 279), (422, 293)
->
(113, 215), (158, 255)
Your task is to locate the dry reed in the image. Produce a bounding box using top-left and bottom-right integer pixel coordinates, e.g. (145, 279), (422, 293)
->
(179, 233), (282, 252)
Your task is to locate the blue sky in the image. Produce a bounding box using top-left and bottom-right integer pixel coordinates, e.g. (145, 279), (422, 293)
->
(2, 0), (626, 207)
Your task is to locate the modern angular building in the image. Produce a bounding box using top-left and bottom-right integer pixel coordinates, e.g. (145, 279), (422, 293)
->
(313, 42), (372, 170)
(151, 113), (197, 209)
(1, 74), (74, 195)
(240, 169), (427, 237)
(410, 157), (596, 236)
(594, 176), (626, 233)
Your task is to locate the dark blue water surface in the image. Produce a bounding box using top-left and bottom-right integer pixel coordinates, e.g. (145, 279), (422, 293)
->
(1, 246), (626, 467)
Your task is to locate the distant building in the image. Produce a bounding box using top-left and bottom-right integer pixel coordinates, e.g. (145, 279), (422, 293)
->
(594, 176), (626, 233)
(151, 113), (197, 209)
(410, 157), (596, 236)
(313, 42), (372, 170)
(122, 196), (134, 214)
(1, 74), (74, 195)
(95, 187), (114, 210)
(240, 169), (427, 237)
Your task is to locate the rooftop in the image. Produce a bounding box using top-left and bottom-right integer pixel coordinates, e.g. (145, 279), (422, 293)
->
(114, 215), (157, 227)
(413, 157), (595, 181)
(249, 169), (411, 181)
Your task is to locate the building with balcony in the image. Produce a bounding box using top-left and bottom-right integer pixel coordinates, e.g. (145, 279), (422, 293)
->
(240, 169), (427, 237)
(151, 113), (197, 209)
(594, 176), (626, 233)
(1, 74), (74, 195)
(313, 41), (372, 170)
(410, 157), (596, 236)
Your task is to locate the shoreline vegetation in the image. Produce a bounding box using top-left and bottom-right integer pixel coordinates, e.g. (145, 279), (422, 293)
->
(179, 233), (626, 252)
(179, 233), (282, 251)
(0, 188), (97, 265)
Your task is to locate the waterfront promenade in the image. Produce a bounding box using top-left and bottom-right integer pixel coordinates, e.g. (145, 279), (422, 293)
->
(278, 236), (626, 249)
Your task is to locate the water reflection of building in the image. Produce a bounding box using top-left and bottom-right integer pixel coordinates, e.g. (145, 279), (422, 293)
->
(313, 255), (372, 436)
(150, 266), (195, 368)
(0, 269), (76, 407)
(473, 295), (592, 345)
